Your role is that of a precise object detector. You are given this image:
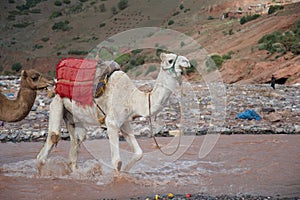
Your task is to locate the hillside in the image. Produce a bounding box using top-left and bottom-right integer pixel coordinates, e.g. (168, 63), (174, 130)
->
(0, 0), (299, 84)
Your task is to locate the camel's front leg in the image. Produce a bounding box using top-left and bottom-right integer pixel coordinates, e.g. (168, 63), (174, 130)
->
(121, 122), (143, 172)
(37, 95), (63, 167)
(106, 119), (122, 172)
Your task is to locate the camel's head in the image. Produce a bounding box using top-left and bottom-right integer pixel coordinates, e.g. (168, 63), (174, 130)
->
(160, 53), (190, 79)
(21, 70), (54, 90)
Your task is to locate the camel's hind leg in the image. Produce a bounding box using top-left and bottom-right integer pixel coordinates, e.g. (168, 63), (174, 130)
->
(106, 118), (122, 172)
(37, 95), (63, 166)
(121, 122), (143, 172)
(63, 110), (86, 171)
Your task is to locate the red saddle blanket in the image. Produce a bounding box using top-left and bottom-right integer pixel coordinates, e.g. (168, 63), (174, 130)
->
(55, 58), (97, 105)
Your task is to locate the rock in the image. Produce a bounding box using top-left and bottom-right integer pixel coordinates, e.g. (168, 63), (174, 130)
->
(0, 133), (8, 141)
(266, 112), (282, 122)
(261, 107), (275, 113)
(295, 125), (300, 133)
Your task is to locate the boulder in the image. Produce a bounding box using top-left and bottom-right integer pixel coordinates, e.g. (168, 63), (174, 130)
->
(266, 112), (282, 122)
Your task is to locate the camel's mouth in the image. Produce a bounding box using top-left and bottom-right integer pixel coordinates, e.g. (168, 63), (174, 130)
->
(37, 79), (55, 90)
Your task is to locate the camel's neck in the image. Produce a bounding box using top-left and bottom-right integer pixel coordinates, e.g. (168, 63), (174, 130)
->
(148, 69), (178, 115)
(0, 83), (37, 122)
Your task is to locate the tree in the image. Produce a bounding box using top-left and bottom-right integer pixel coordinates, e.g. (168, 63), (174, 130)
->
(111, 6), (117, 15)
(118, 0), (128, 10)
(99, 3), (106, 12)
(12, 63), (22, 72)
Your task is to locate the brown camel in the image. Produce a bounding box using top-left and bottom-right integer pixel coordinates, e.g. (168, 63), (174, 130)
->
(0, 70), (53, 122)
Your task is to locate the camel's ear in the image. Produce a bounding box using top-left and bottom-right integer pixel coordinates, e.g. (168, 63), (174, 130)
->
(160, 53), (166, 61)
(21, 70), (27, 78)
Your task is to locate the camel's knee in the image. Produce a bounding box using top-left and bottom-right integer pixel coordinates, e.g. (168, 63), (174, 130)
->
(37, 131), (60, 163)
(50, 132), (61, 146)
(134, 151), (143, 161)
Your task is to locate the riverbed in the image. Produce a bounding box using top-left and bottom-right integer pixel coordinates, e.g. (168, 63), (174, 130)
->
(0, 135), (299, 199)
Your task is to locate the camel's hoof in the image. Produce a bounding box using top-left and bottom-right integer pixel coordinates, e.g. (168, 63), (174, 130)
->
(68, 162), (78, 172)
(37, 161), (45, 175)
(116, 160), (122, 172)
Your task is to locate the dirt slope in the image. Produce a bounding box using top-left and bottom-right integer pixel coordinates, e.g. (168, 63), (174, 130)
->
(0, 0), (299, 84)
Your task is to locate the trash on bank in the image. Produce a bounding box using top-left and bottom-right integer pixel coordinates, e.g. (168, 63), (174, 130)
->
(235, 109), (261, 121)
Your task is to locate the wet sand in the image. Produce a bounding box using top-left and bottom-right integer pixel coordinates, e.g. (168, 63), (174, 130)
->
(0, 135), (299, 199)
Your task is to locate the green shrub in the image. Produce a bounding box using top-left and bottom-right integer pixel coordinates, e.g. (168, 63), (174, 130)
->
(33, 44), (43, 50)
(30, 8), (41, 13)
(54, 0), (62, 6)
(184, 8), (190, 13)
(52, 20), (71, 31)
(222, 54), (231, 60)
(131, 49), (143, 55)
(205, 57), (219, 72)
(12, 62), (22, 72)
(16, 4), (30, 11)
(111, 6), (117, 15)
(292, 19), (300, 37)
(168, 20), (174, 25)
(4, 71), (13, 76)
(50, 11), (62, 19)
(179, 4), (184, 10)
(186, 59), (197, 75)
(63, 0), (71, 4)
(135, 70), (143, 77)
(66, 3), (83, 14)
(173, 11), (180, 16)
(16, 0), (44, 11)
(258, 25), (300, 55)
(13, 22), (32, 28)
(118, 0), (128, 10)
(99, 22), (106, 28)
(258, 43), (266, 50)
(180, 41), (185, 47)
(68, 50), (88, 55)
(135, 56), (145, 66)
(240, 14), (260, 25)
(7, 15), (16, 21)
(268, 5), (284, 15)
(145, 65), (157, 75)
(99, 3), (106, 12)
(155, 46), (168, 57)
(222, 51), (234, 60)
(210, 55), (223, 68)
(207, 16), (214, 20)
(115, 53), (131, 66)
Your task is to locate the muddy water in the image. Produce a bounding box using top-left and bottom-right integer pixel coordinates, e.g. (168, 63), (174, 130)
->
(0, 135), (299, 199)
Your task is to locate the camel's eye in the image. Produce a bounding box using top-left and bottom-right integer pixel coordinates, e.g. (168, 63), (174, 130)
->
(168, 59), (174, 64)
(31, 75), (39, 82)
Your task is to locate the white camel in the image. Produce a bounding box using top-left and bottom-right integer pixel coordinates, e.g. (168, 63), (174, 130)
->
(37, 53), (190, 172)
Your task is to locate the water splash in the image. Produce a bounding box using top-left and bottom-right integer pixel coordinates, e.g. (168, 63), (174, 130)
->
(1, 157), (249, 187)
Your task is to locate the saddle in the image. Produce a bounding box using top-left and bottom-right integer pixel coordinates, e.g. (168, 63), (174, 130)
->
(55, 58), (120, 105)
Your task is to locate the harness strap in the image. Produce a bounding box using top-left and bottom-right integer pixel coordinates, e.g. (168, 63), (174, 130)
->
(93, 99), (106, 124)
(148, 91), (182, 156)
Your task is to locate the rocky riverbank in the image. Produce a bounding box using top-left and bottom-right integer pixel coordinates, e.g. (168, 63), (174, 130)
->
(0, 77), (299, 142)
